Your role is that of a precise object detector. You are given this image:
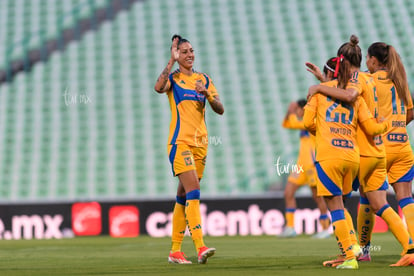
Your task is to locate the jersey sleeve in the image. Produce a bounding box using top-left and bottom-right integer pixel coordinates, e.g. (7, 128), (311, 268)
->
(356, 97), (373, 123)
(347, 73), (363, 96)
(357, 97), (388, 136)
(167, 73), (174, 95)
(282, 114), (305, 130)
(407, 89), (413, 109)
(303, 95), (318, 133)
(203, 73), (218, 97)
(360, 119), (389, 136)
(304, 94), (318, 113)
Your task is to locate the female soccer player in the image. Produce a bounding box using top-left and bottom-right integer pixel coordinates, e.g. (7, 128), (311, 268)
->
(365, 42), (414, 266)
(280, 99), (330, 238)
(303, 45), (389, 269)
(279, 58), (337, 239)
(307, 53), (363, 259)
(154, 34), (224, 264)
(308, 36), (414, 267)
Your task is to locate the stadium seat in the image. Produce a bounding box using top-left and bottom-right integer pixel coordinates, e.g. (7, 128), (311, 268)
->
(0, 0), (414, 200)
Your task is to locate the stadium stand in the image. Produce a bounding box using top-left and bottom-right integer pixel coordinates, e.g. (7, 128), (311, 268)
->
(0, 0), (413, 201)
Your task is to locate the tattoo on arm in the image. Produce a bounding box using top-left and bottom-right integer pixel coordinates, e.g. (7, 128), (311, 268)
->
(155, 60), (174, 92)
(157, 66), (170, 90)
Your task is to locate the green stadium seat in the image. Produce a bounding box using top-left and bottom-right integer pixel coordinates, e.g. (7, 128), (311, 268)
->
(1, 0), (414, 200)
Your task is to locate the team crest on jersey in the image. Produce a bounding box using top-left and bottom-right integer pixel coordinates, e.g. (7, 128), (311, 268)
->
(184, 157), (194, 166)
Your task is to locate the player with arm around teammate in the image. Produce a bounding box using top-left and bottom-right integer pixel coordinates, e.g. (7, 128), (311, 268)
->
(303, 49), (389, 269)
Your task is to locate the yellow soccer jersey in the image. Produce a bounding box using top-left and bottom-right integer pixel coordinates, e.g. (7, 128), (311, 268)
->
(167, 69), (218, 146)
(348, 71), (386, 157)
(374, 70), (413, 154)
(304, 80), (374, 163)
(282, 114), (306, 130)
(282, 114), (315, 168)
(296, 131), (316, 169)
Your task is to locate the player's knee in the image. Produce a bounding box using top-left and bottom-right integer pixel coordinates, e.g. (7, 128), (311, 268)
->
(370, 205), (382, 214)
(393, 185), (412, 202)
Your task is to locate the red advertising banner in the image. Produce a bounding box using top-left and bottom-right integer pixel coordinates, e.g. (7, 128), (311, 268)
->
(109, 205), (139, 237)
(72, 202), (102, 236)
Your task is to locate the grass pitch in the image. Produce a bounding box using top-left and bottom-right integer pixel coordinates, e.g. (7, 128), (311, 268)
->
(0, 232), (413, 275)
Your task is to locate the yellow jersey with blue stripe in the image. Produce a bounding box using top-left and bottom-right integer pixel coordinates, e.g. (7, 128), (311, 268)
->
(167, 69), (218, 146)
(373, 70), (413, 154)
(304, 80), (374, 163)
(348, 71), (386, 157)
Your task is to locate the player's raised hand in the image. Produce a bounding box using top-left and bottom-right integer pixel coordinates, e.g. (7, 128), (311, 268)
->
(195, 80), (208, 96)
(306, 62), (324, 82)
(171, 37), (179, 62)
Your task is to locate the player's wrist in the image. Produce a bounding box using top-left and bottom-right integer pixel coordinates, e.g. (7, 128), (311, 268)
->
(207, 94), (215, 102)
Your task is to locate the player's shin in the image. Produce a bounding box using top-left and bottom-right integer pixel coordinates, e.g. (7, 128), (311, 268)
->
(357, 196), (374, 254)
(185, 189), (205, 251)
(331, 209), (355, 260)
(171, 196), (187, 252)
(344, 208), (358, 246)
(399, 197), (414, 240)
(377, 204), (414, 255)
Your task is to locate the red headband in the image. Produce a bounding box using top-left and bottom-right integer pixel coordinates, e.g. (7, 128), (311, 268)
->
(332, 54), (344, 77)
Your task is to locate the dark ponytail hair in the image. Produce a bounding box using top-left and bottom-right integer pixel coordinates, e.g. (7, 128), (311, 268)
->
(171, 34), (190, 49)
(297, 99), (307, 108)
(337, 35), (362, 68)
(336, 35), (361, 89)
(368, 42), (410, 105)
(367, 42), (389, 65)
(336, 58), (352, 89)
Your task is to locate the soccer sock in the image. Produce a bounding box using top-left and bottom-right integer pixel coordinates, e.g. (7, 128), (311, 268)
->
(171, 196), (186, 252)
(319, 214), (330, 230)
(377, 204), (413, 255)
(331, 209), (354, 260)
(357, 196), (375, 253)
(399, 197), (414, 241)
(344, 208), (358, 246)
(285, 208), (295, 228)
(185, 189), (205, 251)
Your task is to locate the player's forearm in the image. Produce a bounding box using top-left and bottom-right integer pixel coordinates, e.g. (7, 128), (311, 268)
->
(208, 96), (224, 115)
(154, 59), (175, 93)
(317, 85), (358, 103)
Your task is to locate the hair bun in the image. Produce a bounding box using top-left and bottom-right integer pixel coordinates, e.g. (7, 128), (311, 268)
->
(172, 34), (182, 41)
(350, 34), (359, 46)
